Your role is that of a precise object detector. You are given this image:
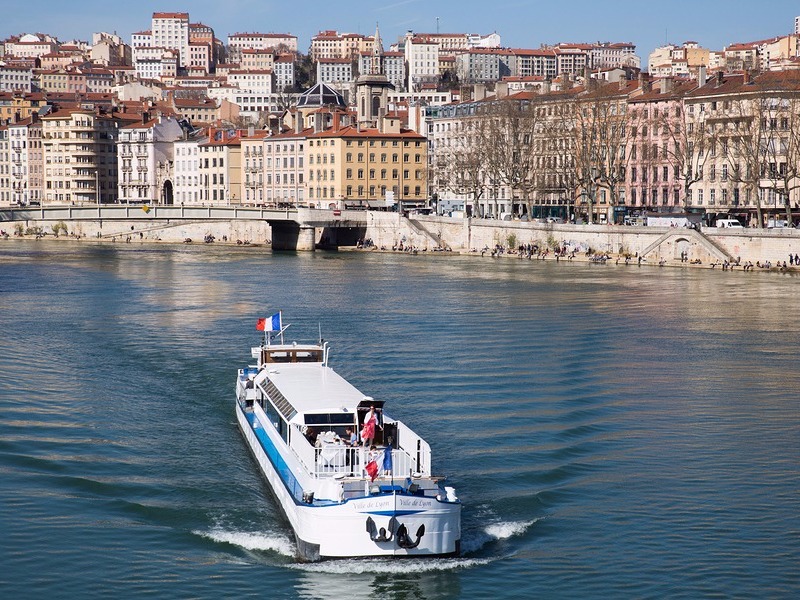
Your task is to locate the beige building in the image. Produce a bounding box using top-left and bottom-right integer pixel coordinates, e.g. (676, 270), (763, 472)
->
(40, 106), (137, 204)
(305, 119), (427, 209)
(310, 31), (374, 61)
(198, 128), (242, 204)
(240, 48), (275, 71)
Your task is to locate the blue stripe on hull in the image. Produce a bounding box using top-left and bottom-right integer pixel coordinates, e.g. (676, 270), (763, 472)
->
(241, 405), (304, 504)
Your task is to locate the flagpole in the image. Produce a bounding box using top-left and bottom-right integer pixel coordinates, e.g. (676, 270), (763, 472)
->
(279, 311), (284, 345)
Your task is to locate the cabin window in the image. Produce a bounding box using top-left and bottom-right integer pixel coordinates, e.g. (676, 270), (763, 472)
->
(265, 400), (288, 442)
(304, 413), (355, 438)
(263, 349), (323, 363)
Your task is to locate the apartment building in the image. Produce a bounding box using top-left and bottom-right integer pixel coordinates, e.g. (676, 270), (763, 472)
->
(310, 31), (374, 61)
(228, 70), (275, 95)
(198, 129), (242, 204)
(316, 58), (352, 86)
(227, 33), (297, 63)
(455, 48), (512, 84)
(40, 106), (135, 204)
(0, 65), (33, 93)
(117, 114), (185, 204)
(625, 78), (697, 212)
(240, 48), (275, 71)
(404, 34), (439, 92)
(3, 34), (58, 59)
(6, 115), (43, 205)
(90, 32), (131, 67)
(151, 12), (190, 69)
(0, 92), (47, 124)
(590, 42), (640, 70)
(305, 119), (427, 209)
(173, 135), (204, 205)
(273, 54), (296, 91)
(188, 22), (216, 73)
(263, 130), (306, 206)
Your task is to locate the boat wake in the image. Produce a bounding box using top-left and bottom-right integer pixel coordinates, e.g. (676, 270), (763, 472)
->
(460, 518), (541, 555)
(195, 526), (295, 557)
(195, 517), (539, 571)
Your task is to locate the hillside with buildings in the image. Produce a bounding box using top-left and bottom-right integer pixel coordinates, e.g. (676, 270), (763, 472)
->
(2, 11), (800, 227)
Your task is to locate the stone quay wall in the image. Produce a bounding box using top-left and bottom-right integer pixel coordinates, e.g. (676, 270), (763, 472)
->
(364, 212), (800, 265)
(7, 217), (273, 246)
(6, 210), (800, 265)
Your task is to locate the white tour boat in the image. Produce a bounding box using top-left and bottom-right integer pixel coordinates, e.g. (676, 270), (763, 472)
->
(235, 315), (461, 561)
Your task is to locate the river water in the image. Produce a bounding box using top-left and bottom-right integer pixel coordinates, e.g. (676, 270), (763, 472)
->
(1, 240), (798, 599)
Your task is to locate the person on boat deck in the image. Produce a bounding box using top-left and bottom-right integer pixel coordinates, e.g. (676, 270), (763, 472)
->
(346, 427), (358, 446)
(361, 405), (381, 447)
(305, 426), (318, 446)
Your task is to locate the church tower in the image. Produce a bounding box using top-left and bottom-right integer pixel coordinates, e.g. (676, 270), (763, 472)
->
(355, 23), (394, 129)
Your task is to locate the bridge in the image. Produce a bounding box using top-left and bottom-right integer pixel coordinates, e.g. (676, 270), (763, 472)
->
(0, 204), (369, 250)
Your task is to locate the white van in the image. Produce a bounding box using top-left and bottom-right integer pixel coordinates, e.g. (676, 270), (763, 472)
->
(715, 219), (744, 228)
(767, 218), (789, 228)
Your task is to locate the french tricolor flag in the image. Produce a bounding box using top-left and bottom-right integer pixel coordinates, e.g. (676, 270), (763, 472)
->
(256, 312), (282, 332)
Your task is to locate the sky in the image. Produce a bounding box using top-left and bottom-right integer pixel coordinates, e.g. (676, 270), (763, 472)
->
(3, 0), (799, 63)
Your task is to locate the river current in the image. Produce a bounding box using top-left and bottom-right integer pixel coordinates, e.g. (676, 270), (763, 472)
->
(0, 240), (798, 599)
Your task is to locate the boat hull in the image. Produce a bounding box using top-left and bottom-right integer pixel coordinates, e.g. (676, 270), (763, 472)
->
(236, 402), (461, 560)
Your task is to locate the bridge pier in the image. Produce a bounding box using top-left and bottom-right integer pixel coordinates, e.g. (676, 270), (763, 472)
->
(270, 222), (317, 252)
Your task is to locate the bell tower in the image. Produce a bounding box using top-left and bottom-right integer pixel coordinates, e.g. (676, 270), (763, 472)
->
(355, 23), (394, 129)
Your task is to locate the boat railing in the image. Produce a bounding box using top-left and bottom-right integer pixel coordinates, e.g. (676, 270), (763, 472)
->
(288, 424), (432, 479)
(236, 368), (259, 403)
(395, 420), (432, 476)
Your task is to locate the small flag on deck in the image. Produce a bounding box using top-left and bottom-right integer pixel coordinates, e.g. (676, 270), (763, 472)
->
(365, 460), (379, 481)
(256, 312), (282, 332)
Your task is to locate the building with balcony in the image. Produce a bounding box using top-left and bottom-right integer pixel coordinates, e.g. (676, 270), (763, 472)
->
(173, 133), (204, 205)
(7, 115), (43, 205)
(40, 106), (136, 204)
(198, 128), (242, 204)
(262, 130), (306, 206)
(117, 113), (185, 204)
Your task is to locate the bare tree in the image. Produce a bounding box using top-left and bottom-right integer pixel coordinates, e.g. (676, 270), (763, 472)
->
(726, 88), (771, 227)
(544, 96), (580, 219)
(659, 93), (714, 214)
(482, 94), (543, 218)
(754, 73), (800, 226)
(570, 82), (631, 223)
(435, 117), (491, 217)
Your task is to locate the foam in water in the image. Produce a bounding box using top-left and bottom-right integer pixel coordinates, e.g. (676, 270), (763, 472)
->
(291, 556), (493, 575)
(196, 526), (296, 557)
(459, 518), (540, 554)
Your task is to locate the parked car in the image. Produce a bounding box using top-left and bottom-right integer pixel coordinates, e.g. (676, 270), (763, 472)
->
(715, 219), (744, 228)
(767, 219), (789, 228)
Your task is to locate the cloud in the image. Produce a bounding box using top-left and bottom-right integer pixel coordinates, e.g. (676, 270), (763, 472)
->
(374, 0), (422, 12)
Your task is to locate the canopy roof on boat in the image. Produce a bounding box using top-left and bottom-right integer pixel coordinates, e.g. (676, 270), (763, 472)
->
(257, 363), (378, 425)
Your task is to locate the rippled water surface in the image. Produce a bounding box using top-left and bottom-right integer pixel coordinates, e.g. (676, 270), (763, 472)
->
(1, 240), (798, 599)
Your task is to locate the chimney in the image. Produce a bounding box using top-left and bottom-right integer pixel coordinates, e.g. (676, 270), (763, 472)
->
(142, 110), (149, 124)
(496, 81), (508, 98)
(542, 79), (551, 94)
(662, 76), (674, 93)
(333, 110), (341, 131)
(716, 70), (724, 86)
(473, 83), (486, 101)
(698, 65), (707, 87)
